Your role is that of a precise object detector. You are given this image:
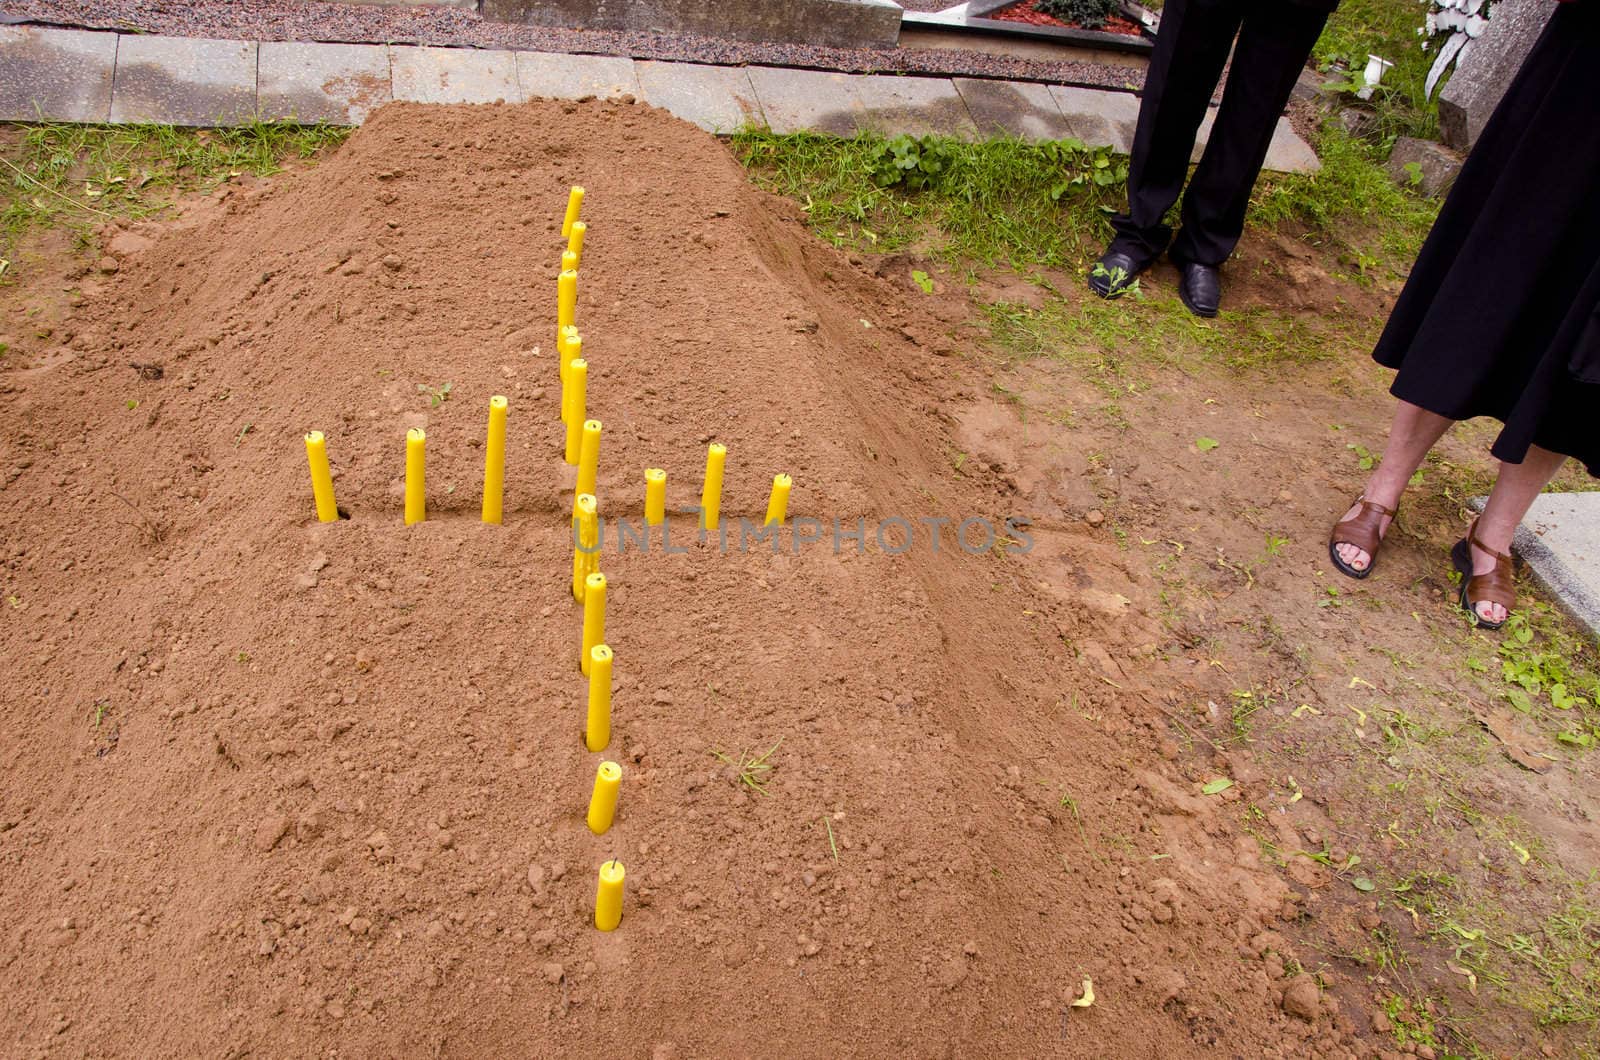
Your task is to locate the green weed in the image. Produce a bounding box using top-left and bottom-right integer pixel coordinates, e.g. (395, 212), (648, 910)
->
(711, 737), (783, 795)
(418, 381), (454, 408)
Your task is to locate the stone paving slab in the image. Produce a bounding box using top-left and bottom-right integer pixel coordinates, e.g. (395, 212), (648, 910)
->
(635, 60), (763, 133)
(854, 73), (977, 140)
(1265, 119), (1320, 175)
(391, 45), (522, 105)
(746, 65), (864, 136)
(258, 41), (392, 125)
(1472, 492), (1600, 640)
(110, 34), (257, 126)
(0, 26), (117, 124)
(517, 50), (640, 102)
(953, 77), (1075, 141)
(1047, 84), (1139, 153)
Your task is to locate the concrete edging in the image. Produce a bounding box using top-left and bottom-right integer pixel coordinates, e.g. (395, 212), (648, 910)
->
(0, 25), (1321, 174)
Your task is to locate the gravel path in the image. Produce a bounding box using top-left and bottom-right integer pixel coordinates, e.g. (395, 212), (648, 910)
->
(6, 0), (1144, 90)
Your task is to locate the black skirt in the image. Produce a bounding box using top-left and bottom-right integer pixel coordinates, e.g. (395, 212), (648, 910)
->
(1371, 0), (1600, 477)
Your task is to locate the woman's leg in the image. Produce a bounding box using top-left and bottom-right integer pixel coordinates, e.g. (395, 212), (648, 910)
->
(1467, 444), (1569, 623)
(1334, 400), (1454, 571)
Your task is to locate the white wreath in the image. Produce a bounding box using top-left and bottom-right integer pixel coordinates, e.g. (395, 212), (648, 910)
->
(1420, 0), (1493, 97)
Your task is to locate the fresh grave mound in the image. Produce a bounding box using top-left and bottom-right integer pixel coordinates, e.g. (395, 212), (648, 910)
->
(0, 99), (1351, 1055)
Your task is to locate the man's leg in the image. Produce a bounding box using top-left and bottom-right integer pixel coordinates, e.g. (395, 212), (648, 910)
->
(1168, 2), (1327, 268)
(1105, 0), (1243, 268)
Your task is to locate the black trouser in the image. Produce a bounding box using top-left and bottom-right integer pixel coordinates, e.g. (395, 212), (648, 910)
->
(1109, 0), (1328, 268)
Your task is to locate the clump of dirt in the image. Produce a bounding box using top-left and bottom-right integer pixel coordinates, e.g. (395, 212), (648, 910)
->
(0, 100), (1364, 1054)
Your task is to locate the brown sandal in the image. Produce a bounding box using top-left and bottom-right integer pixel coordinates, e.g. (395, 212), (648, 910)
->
(1328, 496), (1397, 580)
(1450, 519), (1515, 630)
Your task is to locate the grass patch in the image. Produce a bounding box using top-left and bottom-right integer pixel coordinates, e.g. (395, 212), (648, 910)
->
(1254, 123), (1439, 267)
(2, 120), (351, 262)
(732, 128), (1126, 270)
(737, 123), (1438, 282)
(981, 280), (1365, 386)
(1314, 0), (1440, 143)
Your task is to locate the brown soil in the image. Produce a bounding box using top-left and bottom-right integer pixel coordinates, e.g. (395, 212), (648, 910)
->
(0, 100), (1370, 1056)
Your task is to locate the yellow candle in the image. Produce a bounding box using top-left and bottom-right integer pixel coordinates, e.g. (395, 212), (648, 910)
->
(572, 493), (598, 602)
(564, 359), (587, 466)
(577, 419), (602, 500)
(568, 220), (586, 269)
(581, 572), (606, 675)
(587, 760), (622, 835)
(304, 431), (338, 523)
(765, 473), (792, 527)
(561, 248), (578, 275)
(594, 858), (624, 932)
(404, 427), (426, 526)
(701, 442), (726, 531)
(559, 329), (582, 421)
(586, 643), (613, 752)
(558, 268), (578, 332)
(562, 185), (585, 239)
(482, 396), (508, 525)
(644, 468), (666, 526)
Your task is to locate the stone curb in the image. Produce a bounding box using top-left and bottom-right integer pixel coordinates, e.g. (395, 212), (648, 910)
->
(0, 25), (1320, 173)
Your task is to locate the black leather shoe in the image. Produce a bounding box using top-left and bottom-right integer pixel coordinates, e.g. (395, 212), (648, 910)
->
(1177, 262), (1221, 318)
(1087, 249), (1146, 299)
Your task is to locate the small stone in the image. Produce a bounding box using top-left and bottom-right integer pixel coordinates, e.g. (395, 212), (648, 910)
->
(541, 961), (564, 984)
(98, 256), (119, 274)
(962, 940), (978, 957)
(680, 892), (703, 911)
(1084, 509), (1105, 527)
(1358, 912), (1381, 931)
(549, 861), (567, 881)
(1282, 974), (1320, 1021)
(382, 254), (402, 270)
(254, 814), (291, 852)
(1386, 136), (1463, 198)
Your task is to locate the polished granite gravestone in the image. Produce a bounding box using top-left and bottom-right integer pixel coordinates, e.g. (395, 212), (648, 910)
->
(1437, 0), (1553, 151)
